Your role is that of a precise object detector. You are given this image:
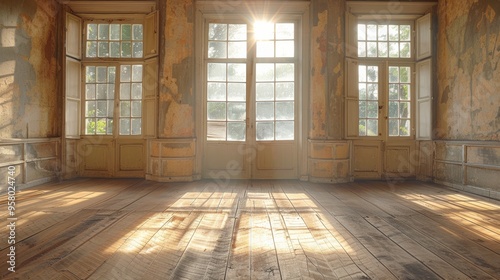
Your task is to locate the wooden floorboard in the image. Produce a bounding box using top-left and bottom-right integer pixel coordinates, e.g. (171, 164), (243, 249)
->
(0, 179), (499, 279)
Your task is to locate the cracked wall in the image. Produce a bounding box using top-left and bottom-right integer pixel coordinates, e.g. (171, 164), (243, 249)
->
(0, 0), (60, 139)
(436, 0), (500, 141)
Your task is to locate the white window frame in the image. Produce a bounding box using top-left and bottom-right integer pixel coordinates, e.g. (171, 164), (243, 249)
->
(345, 1), (436, 140)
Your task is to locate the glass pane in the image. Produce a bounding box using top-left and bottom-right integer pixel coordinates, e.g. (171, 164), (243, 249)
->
(366, 119), (378, 136)
(121, 42), (132, 57)
(276, 63), (294, 81)
(86, 84), (96, 99)
(256, 102), (274, 121)
(227, 122), (245, 141)
(366, 66), (378, 82)
(378, 42), (387, 57)
(400, 102), (410, 118)
(133, 24), (143, 40)
(400, 42), (411, 58)
(228, 83), (246, 101)
(98, 42), (109, 57)
(207, 122), (226, 140)
(275, 102), (294, 120)
(357, 24), (366, 41)
(131, 101), (141, 117)
(96, 67), (107, 82)
(367, 42), (377, 57)
(367, 83), (378, 100)
(121, 65), (131, 82)
(359, 119), (366, 136)
(107, 119), (113, 134)
(228, 63), (246, 82)
(208, 42), (227, 58)
(132, 83), (142, 99)
(122, 24), (132, 40)
(400, 84), (410, 100)
(389, 119), (398, 136)
(276, 41), (294, 57)
(400, 67), (410, 83)
(107, 101), (114, 117)
(207, 83), (226, 101)
(228, 24), (246, 40)
(359, 101), (366, 118)
(389, 84), (399, 100)
(276, 83), (294, 100)
(358, 66), (366, 82)
(132, 42), (143, 58)
(108, 67), (116, 83)
(254, 22), (274, 40)
(400, 25), (411, 41)
(256, 83), (274, 101)
(228, 42), (246, 58)
(389, 101), (398, 118)
(256, 122), (274, 140)
(399, 119), (410, 136)
(86, 118), (96, 134)
(389, 25), (399, 41)
(132, 65), (143, 82)
(209, 24), (227, 40)
(367, 101), (378, 118)
(389, 67), (399, 83)
(367, 24), (377, 40)
(207, 102), (226, 120)
(96, 118), (107, 134)
(97, 101), (107, 117)
(227, 102), (246, 121)
(256, 41), (274, 57)
(86, 41), (97, 57)
(96, 84), (107, 99)
(86, 66), (96, 83)
(98, 24), (109, 40)
(131, 118), (141, 135)
(208, 63), (226, 81)
(256, 63), (274, 82)
(120, 84), (131, 99)
(358, 42), (366, 57)
(275, 121), (294, 140)
(276, 23), (294, 39)
(378, 25), (387, 41)
(86, 101), (96, 117)
(120, 119), (130, 135)
(120, 101), (130, 117)
(110, 24), (120, 40)
(110, 42), (120, 57)
(359, 83), (367, 100)
(389, 42), (399, 57)
(87, 24), (98, 40)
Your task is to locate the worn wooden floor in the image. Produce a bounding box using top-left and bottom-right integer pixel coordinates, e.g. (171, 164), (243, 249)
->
(0, 179), (499, 279)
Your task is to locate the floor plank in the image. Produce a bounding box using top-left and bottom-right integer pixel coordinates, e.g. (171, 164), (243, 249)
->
(1, 179), (499, 279)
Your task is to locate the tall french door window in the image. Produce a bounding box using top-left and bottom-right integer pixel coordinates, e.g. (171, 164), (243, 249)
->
(83, 22), (145, 136)
(205, 21), (296, 142)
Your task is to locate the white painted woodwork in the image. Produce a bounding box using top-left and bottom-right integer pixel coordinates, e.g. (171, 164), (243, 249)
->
(66, 13), (81, 59)
(345, 58), (359, 138)
(416, 59), (432, 140)
(144, 11), (158, 59)
(352, 140), (382, 179)
(416, 13), (432, 61)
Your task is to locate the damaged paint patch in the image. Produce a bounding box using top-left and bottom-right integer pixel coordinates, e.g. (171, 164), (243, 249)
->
(159, 0), (194, 138)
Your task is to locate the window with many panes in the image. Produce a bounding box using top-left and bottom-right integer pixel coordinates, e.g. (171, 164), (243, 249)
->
(354, 21), (413, 138)
(83, 22), (144, 136)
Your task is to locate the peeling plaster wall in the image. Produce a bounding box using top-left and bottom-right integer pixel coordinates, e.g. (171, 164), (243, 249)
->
(159, 0), (195, 138)
(0, 0), (60, 139)
(310, 0), (344, 140)
(436, 0), (500, 141)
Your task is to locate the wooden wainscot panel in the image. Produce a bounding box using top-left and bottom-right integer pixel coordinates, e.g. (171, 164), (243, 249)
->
(0, 144), (22, 164)
(466, 166), (500, 192)
(385, 146), (412, 175)
(334, 143), (350, 160)
(119, 144), (144, 171)
(353, 143), (381, 178)
(434, 142), (462, 162)
(160, 141), (195, 157)
(26, 141), (57, 159)
(417, 141), (433, 180)
(466, 146), (500, 166)
(161, 159), (194, 177)
(309, 142), (334, 159)
(309, 159), (349, 179)
(256, 144), (294, 170)
(434, 161), (462, 185)
(84, 144), (109, 171)
(26, 159), (58, 182)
